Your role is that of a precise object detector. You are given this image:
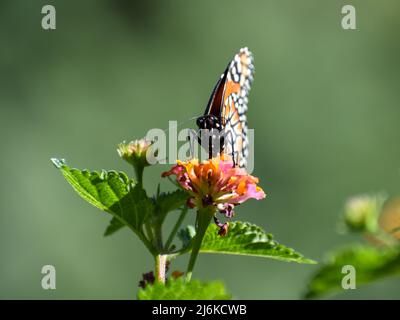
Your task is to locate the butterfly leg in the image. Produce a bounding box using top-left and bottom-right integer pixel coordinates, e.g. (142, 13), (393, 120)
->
(187, 128), (226, 160)
(195, 128), (217, 159)
(224, 129), (238, 167)
(187, 128), (200, 160)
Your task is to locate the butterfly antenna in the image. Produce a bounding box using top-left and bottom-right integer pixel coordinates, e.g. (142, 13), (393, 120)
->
(149, 115), (202, 163)
(159, 115), (201, 134)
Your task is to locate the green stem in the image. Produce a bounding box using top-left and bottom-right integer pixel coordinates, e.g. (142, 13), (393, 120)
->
(165, 206), (188, 251)
(138, 231), (157, 256)
(154, 223), (163, 251)
(112, 214), (156, 256)
(155, 254), (167, 284)
(134, 164), (144, 185)
(144, 222), (154, 244)
(185, 206), (215, 282)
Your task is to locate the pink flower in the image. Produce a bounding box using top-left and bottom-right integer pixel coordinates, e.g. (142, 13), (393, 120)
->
(162, 156), (266, 235)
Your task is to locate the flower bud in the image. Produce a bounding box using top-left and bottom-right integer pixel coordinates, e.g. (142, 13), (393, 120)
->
(217, 222), (229, 237)
(138, 271), (155, 289)
(343, 194), (386, 233)
(117, 139), (154, 167)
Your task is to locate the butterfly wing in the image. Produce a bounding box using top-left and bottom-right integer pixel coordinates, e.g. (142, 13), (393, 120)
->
(198, 47), (254, 168)
(221, 47), (254, 168)
(203, 65), (229, 118)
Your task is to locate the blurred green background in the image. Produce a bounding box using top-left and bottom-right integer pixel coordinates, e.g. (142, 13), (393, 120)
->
(1, 0), (400, 299)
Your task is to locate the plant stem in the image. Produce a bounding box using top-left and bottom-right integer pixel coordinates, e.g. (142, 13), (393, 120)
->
(165, 206), (188, 251)
(137, 230), (157, 256)
(154, 223), (164, 251)
(155, 254), (167, 284)
(144, 222), (154, 244)
(185, 206), (214, 282)
(134, 164), (144, 185)
(113, 215), (156, 256)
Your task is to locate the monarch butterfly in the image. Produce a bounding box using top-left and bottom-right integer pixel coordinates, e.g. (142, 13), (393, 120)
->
(195, 47), (254, 169)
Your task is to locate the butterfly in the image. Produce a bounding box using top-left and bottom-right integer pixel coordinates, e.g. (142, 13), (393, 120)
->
(195, 47), (254, 169)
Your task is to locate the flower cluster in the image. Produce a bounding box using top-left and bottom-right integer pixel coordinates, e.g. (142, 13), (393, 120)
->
(162, 156), (266, 235)
(117, 139), (154, 167)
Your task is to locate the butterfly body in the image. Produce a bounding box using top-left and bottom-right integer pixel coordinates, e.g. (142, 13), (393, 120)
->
(196, 47), (254, 168)
(196, 114), (223, 131)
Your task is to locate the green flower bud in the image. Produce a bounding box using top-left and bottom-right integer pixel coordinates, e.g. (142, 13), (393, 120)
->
(343, 194), (386, 233)
(117, 139), (153, 167)
(117, 139), (155, 184)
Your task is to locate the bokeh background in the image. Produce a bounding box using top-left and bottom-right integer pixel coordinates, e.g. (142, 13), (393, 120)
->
(1, 0), (400, 299)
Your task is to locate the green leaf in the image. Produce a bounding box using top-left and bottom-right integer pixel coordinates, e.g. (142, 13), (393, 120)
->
(305, 245), (400, 299)
(104, 217), (124, 236)
(178, 225), (196, 248)
(156, 189), (190, 222)
(137, 278), (231, 300)
(105, 188), (185, 236)
(180, 221), (316, 264)
(51, 158), (154, 236)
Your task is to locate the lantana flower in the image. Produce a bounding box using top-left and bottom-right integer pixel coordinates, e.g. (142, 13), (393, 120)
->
(117, 139), (154, 167)
(118, 138), (156, 183)
(162, 156), (266, 235)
